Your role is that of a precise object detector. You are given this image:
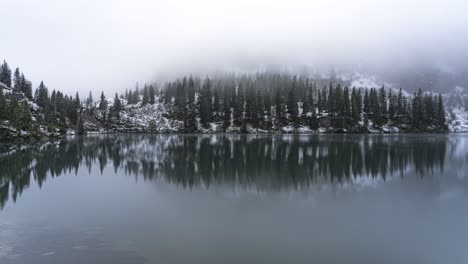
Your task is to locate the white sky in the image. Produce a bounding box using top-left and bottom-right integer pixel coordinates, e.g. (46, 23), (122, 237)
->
(2, 0), (468, 95)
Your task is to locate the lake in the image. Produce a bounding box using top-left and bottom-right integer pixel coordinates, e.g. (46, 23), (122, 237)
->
(1, 134), (468, 264)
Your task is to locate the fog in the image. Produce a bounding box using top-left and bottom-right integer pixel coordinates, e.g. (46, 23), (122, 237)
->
(2, 0), (468, 95)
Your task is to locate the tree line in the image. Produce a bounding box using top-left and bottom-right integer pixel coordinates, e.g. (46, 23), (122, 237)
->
(0, 60), (81, 134)
(98, 73), (446, 132)
(1, 59), (448, 135)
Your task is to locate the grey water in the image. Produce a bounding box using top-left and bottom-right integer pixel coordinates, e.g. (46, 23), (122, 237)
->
(0, 134), (468, 264)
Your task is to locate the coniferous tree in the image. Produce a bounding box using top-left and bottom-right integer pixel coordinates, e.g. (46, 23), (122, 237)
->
(343, 86), (351, 118)
(20, 101), (32, 130)
(397, 88), (404, 115)
(142, 85), (149, 106)
(99, 92), (108, 110)
(8, 97), (21, 130)
(13, 68), (21, 92)
(255, 89), (264, 125)
(231, 85), (242, 126)
(321, 85), (328, 113)
(327, 83), (335, 116)
(287, 85), (298, 118)
(86, 91), (94, 108)
(275, 89), (282, 122)
(363, 90), (370, 114)
(149, 85), (156, 104)
(0, 60), (12, 87)
(35, 81), (49, 108)
(199, 77), (212, 127)
(213, 87), (221, 119)
(20, 74), (33, 99)
(222, 95), (231, 131)
(437, 94), (446, 127)
(317, 90), (323, 114)
(113, 93), (122, 119)
(77, 115), (85, 134)
(379, 86), (387, 115)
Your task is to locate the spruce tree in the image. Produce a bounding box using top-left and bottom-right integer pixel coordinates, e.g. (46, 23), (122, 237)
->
(199, 77), (212, 127)
(8, 97), (21, 130)
(397, 88), (404, 115)
(86, 91), (93, 108)
(213, 88), (221, 119)
(20, 74), (33, 99)
(149, 85), (155, 104)
(275, 89), (282, 122)
(0, 60), (12, 87)
(437, 94), (446, 127)
(327, 83), (335, 116)
(363, 90), (370, 114)
(113, 93), (122, 119)
(35, 81), (49, 108)
(142, 85), (149, 106)
(13, 68), (21, 92)
(20, 101), (32, 130)
(99, 92), (108, 110)
(321, 85), (328, 113)
(222, 96), (231, 131)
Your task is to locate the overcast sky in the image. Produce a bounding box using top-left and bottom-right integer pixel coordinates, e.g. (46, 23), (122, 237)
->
(2, 0), (468, 95)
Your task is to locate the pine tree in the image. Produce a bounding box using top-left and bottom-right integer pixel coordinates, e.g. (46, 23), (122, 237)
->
(20, 74), (33, 99)
(437, 94), (446, 128)
(113, 93), (122, 119)
(321, 85), (328, 113)
(287, 85), (298, 118)
(20, 101), (32, 130)
(213, 88), (221, 119)
(149, 84), (155, 104)
(397, 88), (404, 115)
(275, 89), (282, 122)
(379, 86), (387, 115)
(86, 91), (93, 108)
(8, 97), (21, 130)
(343, 86), (351, 117)
(13, 68), (21, 92)
(363, 90), (370, 114)
(35, 81), (49, 108)
(77, 115), (85, 134)
(222, 96), (231, 131)
(142, 85), (149, 106)
(0, 60), (12, 87)
(99, 91), (108, 110)
(187, 77), (195, 104)
(128, 90), (134, 104)
(231, 85), (242, 126)
(199, 77), (212, 127)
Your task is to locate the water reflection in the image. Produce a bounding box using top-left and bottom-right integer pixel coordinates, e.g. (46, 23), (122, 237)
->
(0, 134), (466, 210)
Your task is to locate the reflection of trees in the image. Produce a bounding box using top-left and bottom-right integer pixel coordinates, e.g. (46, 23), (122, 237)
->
(0, 135), (450, 209)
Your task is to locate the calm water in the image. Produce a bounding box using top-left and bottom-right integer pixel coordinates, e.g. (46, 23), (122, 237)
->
(1, 134), (468, 264)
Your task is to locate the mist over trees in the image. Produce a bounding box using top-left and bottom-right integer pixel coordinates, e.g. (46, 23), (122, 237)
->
(0, 59), (448, 137)
(106, 73), (447, 133)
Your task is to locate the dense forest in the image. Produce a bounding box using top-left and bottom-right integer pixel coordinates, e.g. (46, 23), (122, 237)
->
(91, 73), (447, 133)
(0, 59), (448, 139)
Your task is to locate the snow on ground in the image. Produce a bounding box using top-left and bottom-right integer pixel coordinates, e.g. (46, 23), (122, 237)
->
(447, 107), (468, 132)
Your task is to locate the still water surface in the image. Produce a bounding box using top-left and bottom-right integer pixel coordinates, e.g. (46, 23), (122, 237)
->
(0, 134), (468, 264)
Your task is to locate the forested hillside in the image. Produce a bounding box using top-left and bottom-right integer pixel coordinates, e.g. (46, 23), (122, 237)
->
(0, 60), (451, 139)
(85, 74), (447, 133)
